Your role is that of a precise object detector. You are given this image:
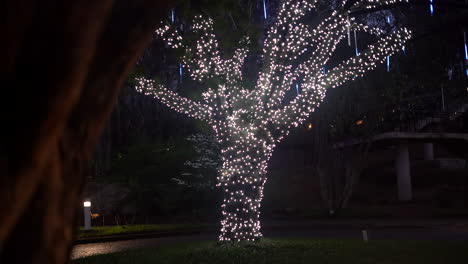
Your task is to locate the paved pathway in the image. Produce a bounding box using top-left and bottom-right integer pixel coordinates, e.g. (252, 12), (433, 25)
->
(71, 234), (216, 259)
(71, 227), (468, 259)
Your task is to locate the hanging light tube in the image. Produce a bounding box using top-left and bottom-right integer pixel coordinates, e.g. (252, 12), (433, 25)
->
(347, 17), (351, 46)
(354, 30), (359, 56)
(387, 56), (390, 72)
(429, 0), (434, 16)
(464, 31), (468, 61)
(179, 63), (183, 81)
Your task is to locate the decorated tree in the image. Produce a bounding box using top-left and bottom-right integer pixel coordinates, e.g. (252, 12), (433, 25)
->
(137, 0), (411, 242)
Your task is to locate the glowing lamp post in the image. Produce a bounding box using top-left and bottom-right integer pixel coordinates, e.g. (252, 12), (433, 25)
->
(83, 200), (91, 230)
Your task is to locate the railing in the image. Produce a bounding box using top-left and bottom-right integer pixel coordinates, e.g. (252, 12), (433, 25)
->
(369, 109), (466, 133)
(330, 92), (468, 147)
(363, 92), (468, 133)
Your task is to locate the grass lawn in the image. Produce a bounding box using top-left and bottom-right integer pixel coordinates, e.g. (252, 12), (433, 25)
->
(72, 238), (468, 264)
(77, 224), (212, 239)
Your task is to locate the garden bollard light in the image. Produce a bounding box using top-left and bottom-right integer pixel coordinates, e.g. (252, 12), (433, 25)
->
(362, 230), (369, 242)
(83, 200), (91, 230)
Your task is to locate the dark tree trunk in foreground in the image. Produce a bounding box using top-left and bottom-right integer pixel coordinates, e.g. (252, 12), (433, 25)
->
(1, 1), (167, 263)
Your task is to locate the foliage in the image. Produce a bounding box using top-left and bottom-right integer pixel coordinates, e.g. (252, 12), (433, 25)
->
(108, 136), (192, 184)
(175, 133), (221, 191)
(126, 66), (147, 86)
(100, 136), (196, 216)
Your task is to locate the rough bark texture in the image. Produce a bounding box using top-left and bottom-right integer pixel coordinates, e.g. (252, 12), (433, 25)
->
(1, 1), (168, 263)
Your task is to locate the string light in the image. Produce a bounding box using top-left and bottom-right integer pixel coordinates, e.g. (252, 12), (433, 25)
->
(136, 0), (411, 242)
(263, 0), (268, 20)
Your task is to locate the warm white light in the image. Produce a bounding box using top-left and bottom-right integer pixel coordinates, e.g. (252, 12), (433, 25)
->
(136, 0), (411, 242)
(83, 201), (91, 207)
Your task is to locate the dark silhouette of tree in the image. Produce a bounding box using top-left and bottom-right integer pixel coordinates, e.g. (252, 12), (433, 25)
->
(1, 1), (168, 263)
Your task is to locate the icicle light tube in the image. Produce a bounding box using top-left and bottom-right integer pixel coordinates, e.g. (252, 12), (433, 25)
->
(429, 0), (434, 16)
(136, 0), (411, 242)
(464, 31), (468, 61)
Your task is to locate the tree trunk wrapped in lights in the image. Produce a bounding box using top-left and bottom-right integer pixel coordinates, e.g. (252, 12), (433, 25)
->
(137, 0), (411, 242)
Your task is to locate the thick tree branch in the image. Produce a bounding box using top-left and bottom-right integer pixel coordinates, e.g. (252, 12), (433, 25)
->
(321, 27), (411, 88)
(271, 26), (410, 135)
(136, 78), (212, 120)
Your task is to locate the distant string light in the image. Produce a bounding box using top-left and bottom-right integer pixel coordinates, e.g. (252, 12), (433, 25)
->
(171, 9), (175, 24)
(137, 0), (411, 242)
(263, 0), (268, 20)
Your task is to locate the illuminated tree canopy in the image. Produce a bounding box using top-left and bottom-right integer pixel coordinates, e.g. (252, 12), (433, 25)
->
(136, 0), (411, 242)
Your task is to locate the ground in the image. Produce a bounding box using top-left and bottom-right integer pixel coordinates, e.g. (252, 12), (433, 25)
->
(71, 221), (468, 260)
(72, 238), (468, 264)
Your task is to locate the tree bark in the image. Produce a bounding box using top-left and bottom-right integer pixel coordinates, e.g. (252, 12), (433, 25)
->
(218, 143), (269, 242)
(220, 179), (264, 241)
(1, 1), (168, 263)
